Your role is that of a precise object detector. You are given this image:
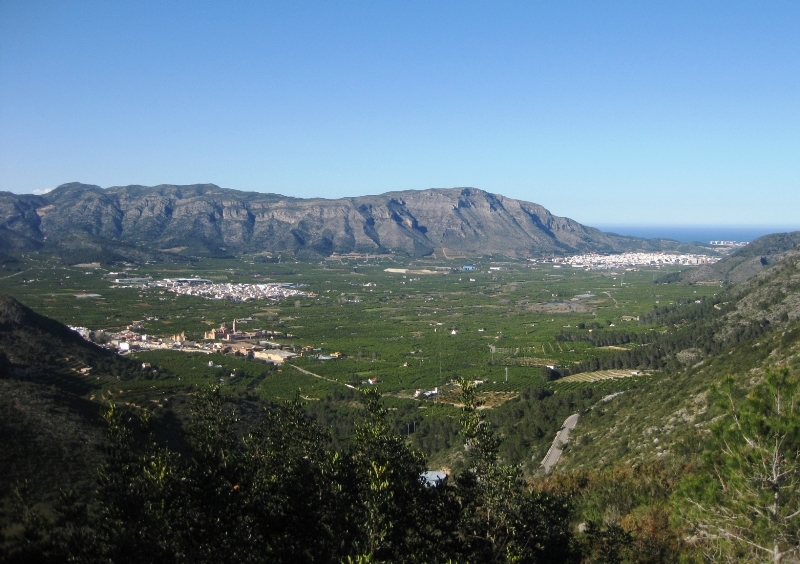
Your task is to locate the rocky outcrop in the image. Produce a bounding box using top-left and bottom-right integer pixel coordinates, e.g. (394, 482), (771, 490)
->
(0, 182), (699, 259)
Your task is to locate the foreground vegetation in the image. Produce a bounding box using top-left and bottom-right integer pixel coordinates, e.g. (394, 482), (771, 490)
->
(5, 370), (799, 563)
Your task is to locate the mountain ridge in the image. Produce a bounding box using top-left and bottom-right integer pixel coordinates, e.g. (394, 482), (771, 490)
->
(0, 183), (711, 260)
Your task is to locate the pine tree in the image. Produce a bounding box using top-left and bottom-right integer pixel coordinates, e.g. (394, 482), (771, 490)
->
(455, 378), (574, 563)
(676, 368), (800, 563)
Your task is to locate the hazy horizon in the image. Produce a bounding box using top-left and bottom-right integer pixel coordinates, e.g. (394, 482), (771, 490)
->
(594, 225), (800, 244)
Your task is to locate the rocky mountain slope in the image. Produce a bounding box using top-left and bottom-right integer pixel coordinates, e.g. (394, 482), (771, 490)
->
(670, 231), (800, 284)
(0, 183), (704, 260)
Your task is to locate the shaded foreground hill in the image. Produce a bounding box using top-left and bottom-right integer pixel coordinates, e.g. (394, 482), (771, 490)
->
(0, 294), (144, 505)
(0, 183), (709, 260)
(0, 294), (138, 381)
(0, 296), (107, 519)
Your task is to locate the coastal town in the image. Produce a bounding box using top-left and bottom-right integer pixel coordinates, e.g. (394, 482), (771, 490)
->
(538, 251), (722, 270)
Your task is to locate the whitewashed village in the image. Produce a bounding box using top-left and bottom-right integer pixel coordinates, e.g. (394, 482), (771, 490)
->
(534, 251), (722, 270)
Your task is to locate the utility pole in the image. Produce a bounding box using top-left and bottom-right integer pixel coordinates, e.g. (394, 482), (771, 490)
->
(505, 367), (508, 383)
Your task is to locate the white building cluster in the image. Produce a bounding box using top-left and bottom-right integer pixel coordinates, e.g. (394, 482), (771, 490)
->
(547, 252), (720, 270)
(161, 280), (308, 301)
(72, 322), (298, 364)
(710, 240), (747, 247)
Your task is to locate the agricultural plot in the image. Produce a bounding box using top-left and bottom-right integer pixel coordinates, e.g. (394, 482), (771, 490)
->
(549, 371), (649, 395)
(556, 369), (642, 383)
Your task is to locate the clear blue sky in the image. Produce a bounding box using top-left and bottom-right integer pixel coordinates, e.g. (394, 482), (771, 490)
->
(1, 1), (798, 227)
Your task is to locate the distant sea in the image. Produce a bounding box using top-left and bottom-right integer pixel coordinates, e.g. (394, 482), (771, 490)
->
(595, 226), (800, 244)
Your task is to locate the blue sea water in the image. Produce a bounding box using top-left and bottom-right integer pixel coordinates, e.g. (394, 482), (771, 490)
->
(594, 225), (800, 244)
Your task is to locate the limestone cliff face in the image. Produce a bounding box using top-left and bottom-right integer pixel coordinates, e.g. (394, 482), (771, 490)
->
(0, 182), (679, 258)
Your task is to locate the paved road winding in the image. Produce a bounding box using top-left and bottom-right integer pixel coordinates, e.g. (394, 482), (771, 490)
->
(539, 413), (580, 473)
